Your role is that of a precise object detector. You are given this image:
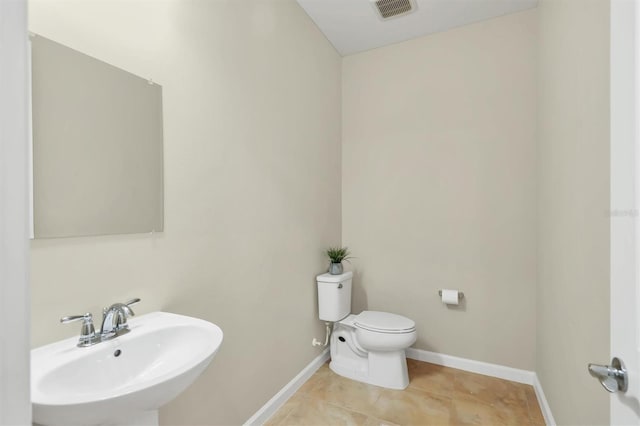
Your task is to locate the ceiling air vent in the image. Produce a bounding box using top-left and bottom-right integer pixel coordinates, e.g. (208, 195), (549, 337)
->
(371, 0), (417, 20)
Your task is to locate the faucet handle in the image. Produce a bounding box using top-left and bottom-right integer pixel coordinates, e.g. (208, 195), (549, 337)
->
(60, 313), (92, 324)
(124, 298), (141, 308)
(102, 298), (140, 317)
(101, 298), (141, 335)
(60, 313), (99, 347)
(120, 298), (140, 318)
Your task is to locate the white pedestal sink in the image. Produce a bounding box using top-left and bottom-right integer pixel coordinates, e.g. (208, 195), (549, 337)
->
(31, 311), (223, 426)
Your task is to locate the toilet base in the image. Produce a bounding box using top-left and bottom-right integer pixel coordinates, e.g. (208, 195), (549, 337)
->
(329, 350), (410, 390)
(329, 322), (410, 390)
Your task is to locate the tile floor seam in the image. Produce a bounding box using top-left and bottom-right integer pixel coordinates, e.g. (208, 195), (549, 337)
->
(322, 393), (385, 420)
(274, 407), (294, 426)
(323, 400), (381, 424)
(334, 393), (387, 423)
(522, 391), (535, 424)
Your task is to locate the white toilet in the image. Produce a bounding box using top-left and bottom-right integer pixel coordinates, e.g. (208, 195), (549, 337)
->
(317, 271), (417, 390)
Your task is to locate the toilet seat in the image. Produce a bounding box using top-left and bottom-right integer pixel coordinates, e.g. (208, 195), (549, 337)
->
(354, 311), (416, 334)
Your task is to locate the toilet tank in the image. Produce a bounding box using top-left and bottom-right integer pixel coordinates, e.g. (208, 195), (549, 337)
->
(317, 271), (352, 322)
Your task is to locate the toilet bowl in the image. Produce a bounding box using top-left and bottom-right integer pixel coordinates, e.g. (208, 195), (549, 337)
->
(317, 272), (417, 390)
(329, 311), (416, 389)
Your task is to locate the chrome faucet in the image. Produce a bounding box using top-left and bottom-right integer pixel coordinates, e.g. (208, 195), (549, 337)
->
(61, 298), (141, 347)
(100, 298), (140, 337)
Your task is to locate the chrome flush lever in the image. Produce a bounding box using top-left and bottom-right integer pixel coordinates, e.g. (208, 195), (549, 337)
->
(588, 357), (628, 393)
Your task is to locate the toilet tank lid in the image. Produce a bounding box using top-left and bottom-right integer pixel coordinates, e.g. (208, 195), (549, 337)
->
(354, 311), (416, 332)
(317, 271), (353, 283)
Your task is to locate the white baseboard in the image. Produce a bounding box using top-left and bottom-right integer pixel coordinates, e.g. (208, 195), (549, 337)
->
(406, 348), (555, 426)
(533, 374), (556, 426)
(407, 348), (536, 385)
(244, 348), (330, 426)
(406, 348), (536, 385)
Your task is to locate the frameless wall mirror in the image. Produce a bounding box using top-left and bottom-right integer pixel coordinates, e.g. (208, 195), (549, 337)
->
(30, 34), (164, 239)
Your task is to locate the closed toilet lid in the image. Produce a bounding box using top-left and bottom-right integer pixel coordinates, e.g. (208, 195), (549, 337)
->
(354, 311), (416, 333)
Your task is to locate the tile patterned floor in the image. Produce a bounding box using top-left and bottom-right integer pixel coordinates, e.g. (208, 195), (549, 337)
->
(265, 359), (546, 426)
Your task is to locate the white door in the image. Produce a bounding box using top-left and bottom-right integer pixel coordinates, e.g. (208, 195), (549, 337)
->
(608, 0), (640, 424)
(0, 0), (31, 423)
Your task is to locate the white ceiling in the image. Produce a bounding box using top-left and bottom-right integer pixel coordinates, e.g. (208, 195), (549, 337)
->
(296, 0), (538, 56)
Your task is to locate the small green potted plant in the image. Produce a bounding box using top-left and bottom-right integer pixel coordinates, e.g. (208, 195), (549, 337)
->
(326, 246), (352, 275)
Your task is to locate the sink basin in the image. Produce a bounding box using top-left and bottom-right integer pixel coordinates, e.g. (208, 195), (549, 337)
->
(31, 311), (223, 426)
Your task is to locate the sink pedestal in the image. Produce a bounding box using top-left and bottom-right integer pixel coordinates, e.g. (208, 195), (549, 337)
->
(125, 410), (159, 426)
(34, 410), (158, 426)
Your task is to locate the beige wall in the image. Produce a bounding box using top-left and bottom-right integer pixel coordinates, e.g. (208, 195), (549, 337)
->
(27, 0), (615, 423)
(342, 10), (538, 370)
(28, 0), (341, 424)
(537, 0), (610, 424)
